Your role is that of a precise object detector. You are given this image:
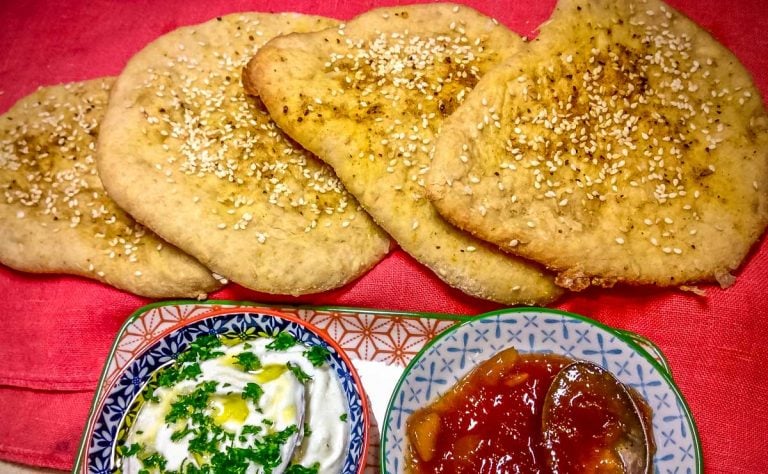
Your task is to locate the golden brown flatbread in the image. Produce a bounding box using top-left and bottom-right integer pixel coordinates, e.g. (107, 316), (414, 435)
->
(97, 13), (391, 296)
(427, 0), (768, 290)
(0, 79), (221, 297)
(247, 4), (562, 305)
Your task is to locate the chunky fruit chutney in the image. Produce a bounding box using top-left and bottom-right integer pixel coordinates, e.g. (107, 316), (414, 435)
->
(405, 348), (652, 474)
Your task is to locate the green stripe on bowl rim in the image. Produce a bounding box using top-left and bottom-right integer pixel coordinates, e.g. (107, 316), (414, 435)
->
(72, 299), (467, 472)
(379, 306), (703, 474)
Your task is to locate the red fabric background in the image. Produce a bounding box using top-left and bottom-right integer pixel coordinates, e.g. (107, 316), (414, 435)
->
(0, 0), (766, 472)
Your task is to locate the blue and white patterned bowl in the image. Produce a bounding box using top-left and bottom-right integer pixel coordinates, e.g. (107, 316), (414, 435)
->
(381, 307), (702, 473)
(78, 307), (369, 474)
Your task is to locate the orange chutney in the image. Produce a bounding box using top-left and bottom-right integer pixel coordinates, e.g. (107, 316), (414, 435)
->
(404, 348), (652, 474)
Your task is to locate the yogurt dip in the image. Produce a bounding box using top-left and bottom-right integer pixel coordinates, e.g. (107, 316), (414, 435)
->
(115, 332), (349, 474)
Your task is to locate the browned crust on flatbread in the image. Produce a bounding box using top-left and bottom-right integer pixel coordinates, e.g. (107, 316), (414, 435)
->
(0, 79), (221, 297)
(246, 4), (562, 305)
(98, 13), (391, 296)
(427, 0), (768, 290)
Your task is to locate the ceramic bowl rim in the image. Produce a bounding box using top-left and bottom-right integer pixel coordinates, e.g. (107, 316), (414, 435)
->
(74, 304), (370, 474)
(379, 306), (703, 474)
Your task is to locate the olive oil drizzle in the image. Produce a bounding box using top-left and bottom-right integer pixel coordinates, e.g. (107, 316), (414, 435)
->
(114, 331), (336, 474)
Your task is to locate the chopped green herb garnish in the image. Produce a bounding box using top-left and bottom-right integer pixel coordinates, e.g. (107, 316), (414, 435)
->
(285, 462), (320, 474)
(202, 448), (251, 473)
(340, 413), (348, 422)
(287, 362), (311, 383)
(120, 333), (330, 474)
(266, 332), (298, 350)
(242, 425), (263, 435)
(240, 424), (263, 442)
(248, 425), (299, 472)
(188, 417), (232, 455)
(183, 425), (299, 474)
(157, 361), (202, 387)
(165, 380), (217, 423)
(151, 336), (225, 389)
(304, 345), (331, 367)
(242, 382), (264, 404)
(119, 442), (141, 457)
(170, 425), (194, 442)
(177, 335), (224, 364)
(234, 352), (262, 372)
(141, 452), (167, 470)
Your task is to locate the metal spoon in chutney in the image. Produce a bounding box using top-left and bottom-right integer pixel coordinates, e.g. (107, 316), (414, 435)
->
(541, 361), (655, 474)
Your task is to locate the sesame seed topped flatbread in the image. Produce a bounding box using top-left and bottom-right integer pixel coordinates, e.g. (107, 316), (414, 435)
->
(247, 4), (562, 305)
(427, 0), (768, 290)
(0, 79), (221, 297)
(97, 13), (391, 296)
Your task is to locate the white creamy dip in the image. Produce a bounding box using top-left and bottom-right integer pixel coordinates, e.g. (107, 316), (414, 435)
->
(117, 333), (349, 474)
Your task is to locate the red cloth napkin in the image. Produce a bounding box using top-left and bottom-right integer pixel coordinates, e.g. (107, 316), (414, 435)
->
(0, 0), (766, 472)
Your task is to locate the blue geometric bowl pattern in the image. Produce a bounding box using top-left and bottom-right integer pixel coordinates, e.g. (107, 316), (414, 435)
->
(381, 308), (702, 474)
(86, 311), (367, 474)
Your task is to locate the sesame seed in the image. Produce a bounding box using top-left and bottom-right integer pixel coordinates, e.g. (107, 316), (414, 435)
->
(125, 22), (361, 240)
(615, 237), (625, 245)
(211, 273), (229, 284)
(0, 78), (179, 270)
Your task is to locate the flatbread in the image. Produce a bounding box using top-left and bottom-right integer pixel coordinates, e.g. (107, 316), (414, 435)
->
(98, 13), (391, 296)
(0, 79), (220, 297)
(247, 4), (562, 305)
(427, 0), (768, 290)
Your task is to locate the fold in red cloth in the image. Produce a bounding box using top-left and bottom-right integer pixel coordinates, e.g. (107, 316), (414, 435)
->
(0, 1), (766, 472)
